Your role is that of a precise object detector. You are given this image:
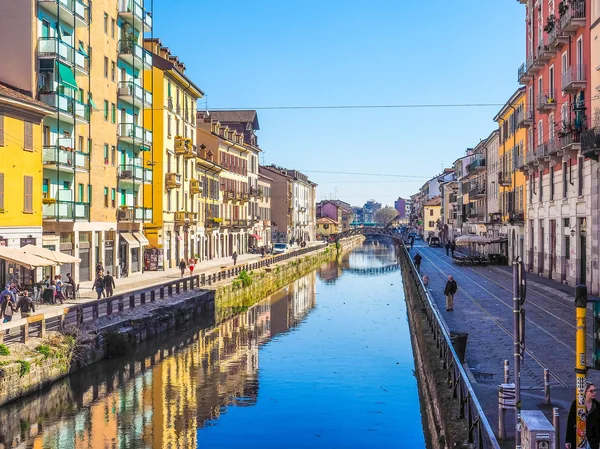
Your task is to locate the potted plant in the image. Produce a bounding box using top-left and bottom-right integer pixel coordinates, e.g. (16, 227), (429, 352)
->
(42, 198), (56, 205)
(119, 205), (129, 210)
(194, 254), (199, 264)
(558, 1), (569, 16)
(544, 14), (556, 33)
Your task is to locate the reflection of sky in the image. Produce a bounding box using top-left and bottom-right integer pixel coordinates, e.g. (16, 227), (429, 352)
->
(198, 244), (424, 449)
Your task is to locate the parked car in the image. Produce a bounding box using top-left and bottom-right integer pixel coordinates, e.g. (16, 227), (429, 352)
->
(428, 236), (441, 247)
(272, 243), (289, 254)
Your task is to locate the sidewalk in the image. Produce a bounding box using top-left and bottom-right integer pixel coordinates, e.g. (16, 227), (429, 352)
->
(412, 242), (596, 448)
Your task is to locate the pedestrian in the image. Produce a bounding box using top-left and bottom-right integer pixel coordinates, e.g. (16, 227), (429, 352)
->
(445, 241), (451, 256)
(260, 246), (265, 258)
(179, 259), (187, 278)
(232, 251), (238, 266)
(96, 261), (104, 276)
(410, 237), (415, 249)
(413, 253), (422, 272)
(188, 258), (195, 276)
(450, 241), (456, 257)
(1, 293), (16, 323)
(15, 290), (35, 319)
(55, 275), (64, 304)
(92, 274), (105, 300)
(444, 275), (458, 311)
(42, 282), (56, 305)
(43, 275), (51, 288)
(422, 275), (429, 289)
(66, 272), (75, 299)
(104, 271), (115, 297)
(0, 285), (15, 303)
(566, 382), (600, 449)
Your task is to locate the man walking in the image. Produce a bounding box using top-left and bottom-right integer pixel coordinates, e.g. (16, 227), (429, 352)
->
(15, 291), (35, 319)
(232, 251), (238, 266)
(445, 241), (451, 256)
(92, 274), (105, 300)
(450, 241), (456, 257)
(104, 271), (116, 297)
(179, 259), (187, 278)
(413, 253), (422, 272)
(444, 275), (458, 311)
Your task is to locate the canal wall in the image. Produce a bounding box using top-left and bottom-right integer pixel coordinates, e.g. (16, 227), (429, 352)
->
(0, 237), (363, 407)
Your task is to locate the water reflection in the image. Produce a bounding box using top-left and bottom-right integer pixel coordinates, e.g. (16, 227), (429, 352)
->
(0, 274), (316, 449)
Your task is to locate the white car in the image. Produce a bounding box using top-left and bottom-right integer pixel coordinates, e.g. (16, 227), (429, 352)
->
(272, 243), (288, 254)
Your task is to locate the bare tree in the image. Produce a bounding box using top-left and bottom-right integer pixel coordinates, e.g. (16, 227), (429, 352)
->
(374, 207), (398, 226)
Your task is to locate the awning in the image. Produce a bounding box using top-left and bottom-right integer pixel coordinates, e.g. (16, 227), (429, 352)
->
(89, 97), (98, 110)
(455, 235), (508, 245)
(0, 246), (57, 270)
(21, 244), (81, 264)
(78, 42), (88, 56)
(133, 232), (149, 246)
(140, 144), (150, 151)
(120, 232), (140, 248)
(250, 234), (262, 240)
(57, 61), (78, 90)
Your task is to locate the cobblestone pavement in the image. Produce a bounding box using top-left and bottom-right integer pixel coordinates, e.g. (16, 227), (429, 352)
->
(411, 242), (600, 447)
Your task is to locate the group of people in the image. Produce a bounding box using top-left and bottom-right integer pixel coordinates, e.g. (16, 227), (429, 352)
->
(444, 241), (457, 257)
(41, 273), (75, 305)
(0, 283), (36, 322)
(92, 262), (116, 300)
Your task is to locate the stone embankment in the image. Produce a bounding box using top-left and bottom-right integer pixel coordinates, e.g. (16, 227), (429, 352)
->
(0, 236), (363, 407)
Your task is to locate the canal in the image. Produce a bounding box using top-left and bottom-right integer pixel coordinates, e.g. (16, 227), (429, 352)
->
(0, 241), (426, 448)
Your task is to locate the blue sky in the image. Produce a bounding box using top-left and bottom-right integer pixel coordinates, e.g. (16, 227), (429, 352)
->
(151, 0), (524, 208)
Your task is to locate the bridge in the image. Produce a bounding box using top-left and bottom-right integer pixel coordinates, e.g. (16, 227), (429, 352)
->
(334, 226), (404, 244)
(342, 265), (400, 276)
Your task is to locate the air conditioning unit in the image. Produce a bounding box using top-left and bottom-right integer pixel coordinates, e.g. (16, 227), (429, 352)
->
(118, 85), (130, 96)
(121, 170), (133, 178)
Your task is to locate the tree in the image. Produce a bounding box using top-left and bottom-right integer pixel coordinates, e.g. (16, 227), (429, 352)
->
(374, 207), (398, 226)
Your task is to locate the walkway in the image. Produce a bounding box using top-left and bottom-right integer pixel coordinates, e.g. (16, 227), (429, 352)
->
(411, 241), (599, 447)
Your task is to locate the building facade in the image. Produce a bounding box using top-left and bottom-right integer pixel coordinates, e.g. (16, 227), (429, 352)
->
(423, 197), (442, 239)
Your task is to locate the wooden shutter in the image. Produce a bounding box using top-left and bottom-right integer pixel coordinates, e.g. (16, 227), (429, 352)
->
(24, 122), (33, 151)
(0, 114), (4, 146)
(24, 176), (33, 212)
(0, 173), (4, 210)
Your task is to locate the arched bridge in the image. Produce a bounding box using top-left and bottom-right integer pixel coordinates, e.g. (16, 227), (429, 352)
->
(333, 227), (404, 244)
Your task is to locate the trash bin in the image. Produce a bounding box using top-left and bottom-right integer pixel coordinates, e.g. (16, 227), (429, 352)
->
(450, 331), (469, 363)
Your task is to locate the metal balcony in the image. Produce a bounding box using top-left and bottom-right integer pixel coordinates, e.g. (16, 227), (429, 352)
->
(518, 61), (532, 84)
(509, 210), (525, 223)
(118, 0), (152, 32)
(537, 38), (555, 62)
(118, 81), (152, 108)
(581, 127), (600, 161)
(516, 105), (534, 128)
(118, 164), (152, 183)
(498, 171), (512, 187)
(174, 211), (187, 224)
(536, 90), (557, 112)
(467, 158), (486, 174)
(174, 136), (194, 158)
(562, 65), (586, 94)
(548, 23), (570, 48)
(118, 123), (152, 147)
(190, 179), (202, 195)
(43, 146), (89, 172)
(38, 38), (73, 66)
(469, 185), (486, 199)
(38, 0), (89, 28)
(559, 0), (585, 34)
(118, 40), (152, 70)
(43, 200), (89, 220)
(39, 92), (89, 124)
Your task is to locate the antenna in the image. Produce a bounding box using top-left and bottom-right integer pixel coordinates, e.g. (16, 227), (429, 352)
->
(204, 94), (209, 116)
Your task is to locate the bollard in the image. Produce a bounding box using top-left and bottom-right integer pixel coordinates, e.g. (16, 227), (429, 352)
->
(575, 284), (588, 449)
(553, 407), (560, 449)
(544, 368), (550, 404)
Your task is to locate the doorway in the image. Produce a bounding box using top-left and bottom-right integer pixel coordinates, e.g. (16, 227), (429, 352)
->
(580, 218), (587, 285)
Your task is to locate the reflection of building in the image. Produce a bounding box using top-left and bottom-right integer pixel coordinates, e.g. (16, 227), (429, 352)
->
(317, 260), (343, 283)
(270, 272), (317, 336)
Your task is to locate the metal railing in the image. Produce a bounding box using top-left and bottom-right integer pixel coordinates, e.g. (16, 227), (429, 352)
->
(42, 146), (89, 170)
(399, 244), (501, 449)
(561, 64), (586, 90)
(42, 200), (89, 220)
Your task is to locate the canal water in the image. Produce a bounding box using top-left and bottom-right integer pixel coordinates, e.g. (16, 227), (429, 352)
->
(0, 241), (426, 448)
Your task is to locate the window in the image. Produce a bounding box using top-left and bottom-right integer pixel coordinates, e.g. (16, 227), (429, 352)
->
(23, 176), (33, 213)
(104, 144), (109, 164)
(578, 157), (584, 196)
(550, 167), (554, 200)
(111, 103), (116, 123)
(167, 115), (172, 136)
(88, 138), (92, 154)
(42, 178), (49, 199)
(428, 221), (435, 228)
(111, 61), (115, 82)
(24, 122), (33, 151)
(429, 209), (433, 216)
(539, 171), (543, 203)
(104, 100), (109, 120)
(111, 145), (116, 165)
(111, 188), (116, 208)
(78, 136), (84, 152)
(63, 180), (70, 190)
(0, 173), (4, 210)
(104, 12), (108, 33)
(104, 187), (109, 207)
(78, 184), (84, 201)
(529, 174), (533, 204)
(111, 18), (115, 38)
(167, 191), (172, 211)
(563, 161), (568, 198)
(0, 114), (4, 146)
(88, 185), (92, 203)
(565, 235), (571, 260)
(104, 57), (108, 78)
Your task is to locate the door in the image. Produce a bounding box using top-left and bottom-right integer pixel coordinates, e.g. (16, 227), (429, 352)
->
(549, 220), (556, 280)
(539, 222), (544, 275)
(41, 19), (50, 38)
(79, 248), (90, 281)
(60, 250), (73, 279)
(131, 248), (139, 272)
(105, 244), (114, 276)
(577, 37), (583, 79)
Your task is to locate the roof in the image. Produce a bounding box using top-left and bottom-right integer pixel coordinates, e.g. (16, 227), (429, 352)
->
(0, 83), (53, 112)
(424, 196), (442, 207)
(151, 54), (204, 97)
(494, 86), (526, 122)
(317, 217), (338, 225)
(207, 110), (260, 130)
(321, 200), (353, 213)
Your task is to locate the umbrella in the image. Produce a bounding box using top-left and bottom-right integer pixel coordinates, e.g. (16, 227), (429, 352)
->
(21, 244), (81, 264)
(0, 246), (57, 270)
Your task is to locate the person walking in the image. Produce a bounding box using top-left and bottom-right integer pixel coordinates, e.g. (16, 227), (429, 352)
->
(445, 241), (451, 256)
(188, 258), (195, 276)
(42, 282), (56, 305)
(66, 273), (75, 299)
(444, 275), (458, 311)
(1, 293), (16, 323)
(104, 271), (116, 297)
(0, 285), (15, 303)
(92, 274), (105, 300)
(410, 236), (415, 249)
(232, 251), (238, 266)
(413, 253), (422, 272)
(566, 382), (600, 449)
(179, 259), (186, 278)
(260, 246), (265, 258)
(15, 291), (35, 319)
(450, 241), (456, 257)
(55, 275), (64, 304)
(96, 261), (104, 276)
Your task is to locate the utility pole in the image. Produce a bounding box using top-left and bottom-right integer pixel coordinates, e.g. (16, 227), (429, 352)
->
(575, 284), (588, 449)
(513, 258), (521, 448)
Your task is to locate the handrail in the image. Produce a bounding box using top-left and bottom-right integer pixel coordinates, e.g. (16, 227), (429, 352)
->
(400, 242), (501, 449)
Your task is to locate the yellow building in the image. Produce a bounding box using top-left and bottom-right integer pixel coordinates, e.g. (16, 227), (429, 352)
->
(143, 38), (204, 269)
(316, 217), (339, 238)
(493, 87), (527, 261)
(423, 196), (441, 238)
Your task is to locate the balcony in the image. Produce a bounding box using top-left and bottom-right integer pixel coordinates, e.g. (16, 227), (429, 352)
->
(559, 0), (585, 34)
(558, 128), (584, 154)
(518, 60), (533, 84)
(469, 185), (486, 199)
(118, 0), (152, 32)
(190, 179), (202, 195)
(498, 171), (512, 187)
(223, 191), (236, 202)
(581, 127), (600, 161)
(546, 139), (559, 157)
(548, 23), (570, 48)
(43, 200), (89, 220)
(74, 50), (89, 76)
(509, 210), (525, 223)
(561, 65), (586, 94)
(205, 219), (221, 230)
(515, 155), (524, 170)
(221, 219), (232, 227)
(43, 146), (89, 172)
(118, 123), (152, 147)
(467, 209), (486, 222)
(186, 212), (197, 223)
(165, 172), (181, 189)
(536, 90), (557, 112)
(448, 193), (457, 203)
(38, 0), (89, 28)
(118, 40), (152, 70)
(39, 92), (89, 123)
(536, 39), (555, 62)
(263, 219), (271, 227)
(467, 158), (486, 174)
(174, 211), (187, 224)
(118, 164), (152, 183)
(489, 212), (502, 223)
(38, 38), (73, 66)
(516, 105), (534, 128)
(174, 136), (194, 158)
(118, 81), (152, 108)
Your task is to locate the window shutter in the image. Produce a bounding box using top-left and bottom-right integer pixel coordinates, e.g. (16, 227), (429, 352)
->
(0, 114), (4, 146)
(24, 122), (33, 151)
(24, 176), (33, 212)
(0, 173), (4, 210)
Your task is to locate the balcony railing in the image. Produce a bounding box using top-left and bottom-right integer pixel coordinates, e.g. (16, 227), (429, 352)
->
(118, 164), (152, 182)
(516, 105), (534, 128)
(38, 0), (89, 27)
(174, 136), (193, 157)
(38, 37), (73, 64)
(469, 185), (486, 198)
(43, 200), (89, 220)
(559, 0), (586, 33)
(581, 127), (600, 159)
(174, 211), (187, 224)
(190, 179), (202, 194)
(118, 123), (152, 145)
(509, 210), (525, 223)
(165, 172), (181, 189)
(118, 0), (152, 31)
(467, 158), (485, 173)
(117, 40), (152, 69)
(536, 90), (557, 111)
(498, 171), (512, 187)
(561, 64), (586, 93)
(43, 147), (89, 171)
(39, 92), (89, 123)
(117, 207), (152, 222)
(118, 80), (152, 106)
(233, 219), (249, 228)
